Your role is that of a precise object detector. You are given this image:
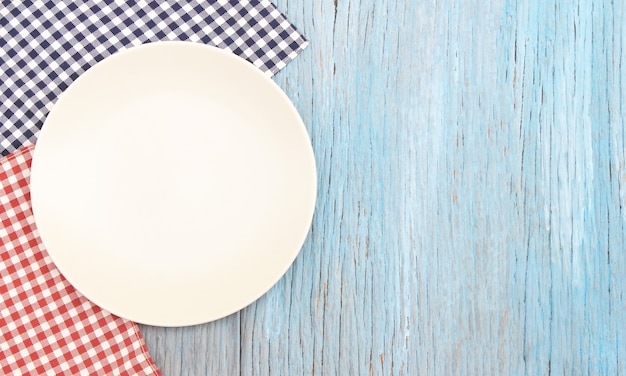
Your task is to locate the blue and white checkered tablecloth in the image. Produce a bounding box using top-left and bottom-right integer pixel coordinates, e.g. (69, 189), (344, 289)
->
(0, 0), (308, 156)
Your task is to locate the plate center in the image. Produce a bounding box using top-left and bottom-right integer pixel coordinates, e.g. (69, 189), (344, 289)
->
(81, 90), (272, 270)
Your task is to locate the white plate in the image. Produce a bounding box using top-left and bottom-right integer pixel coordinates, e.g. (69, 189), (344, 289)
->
(30, 42), (316, 327)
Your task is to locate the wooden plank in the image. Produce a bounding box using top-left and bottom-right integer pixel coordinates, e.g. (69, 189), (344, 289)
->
(139, 313), (239, 376)
(239, 0), (626, 375)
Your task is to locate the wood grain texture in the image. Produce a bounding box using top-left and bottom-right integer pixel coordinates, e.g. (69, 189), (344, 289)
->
(140, 313), (239, 375)
(143, 0), (626, 374)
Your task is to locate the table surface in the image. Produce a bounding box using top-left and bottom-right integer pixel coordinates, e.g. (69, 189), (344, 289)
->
(139, 0), (626, 374)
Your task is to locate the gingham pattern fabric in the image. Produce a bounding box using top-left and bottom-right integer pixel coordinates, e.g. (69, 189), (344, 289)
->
(0, 0), (309, 156)
(0, 145), (161, 375)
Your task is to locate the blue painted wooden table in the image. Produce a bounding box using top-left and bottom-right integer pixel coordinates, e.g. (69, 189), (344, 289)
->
(139, 0), (626, 374)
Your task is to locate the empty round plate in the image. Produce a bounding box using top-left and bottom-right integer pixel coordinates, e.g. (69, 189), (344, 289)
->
(30, 42), (316, 327)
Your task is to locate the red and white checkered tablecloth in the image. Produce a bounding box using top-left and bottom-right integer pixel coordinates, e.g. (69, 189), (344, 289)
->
(0, 145), (161, 375)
